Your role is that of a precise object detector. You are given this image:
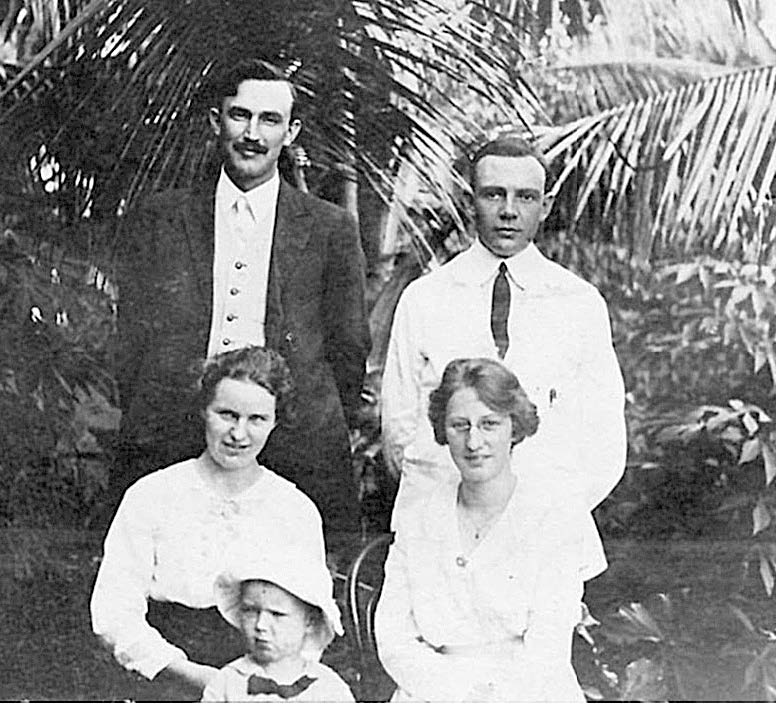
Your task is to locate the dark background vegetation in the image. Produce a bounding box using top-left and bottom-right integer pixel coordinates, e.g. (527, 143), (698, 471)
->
(5, 0), (776, 701)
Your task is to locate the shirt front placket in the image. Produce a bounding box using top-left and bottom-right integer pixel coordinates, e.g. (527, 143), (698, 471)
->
(222, 196), (256, 351)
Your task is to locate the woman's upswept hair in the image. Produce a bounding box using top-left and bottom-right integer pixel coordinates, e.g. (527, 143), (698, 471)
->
(197, 346), (295, 426)
(428, 358), (539, 447)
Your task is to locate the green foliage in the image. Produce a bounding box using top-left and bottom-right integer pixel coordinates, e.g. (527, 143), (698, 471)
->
(350, 370), (397, 535)
(583, 591), (765, 701)
(0, 224), (118, 527)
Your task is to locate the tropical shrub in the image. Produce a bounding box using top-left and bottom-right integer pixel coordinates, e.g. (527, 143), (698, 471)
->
(0, 220), (118, 527)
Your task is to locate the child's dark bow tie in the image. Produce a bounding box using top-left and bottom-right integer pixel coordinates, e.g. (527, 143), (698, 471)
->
(247, 674), (315, 698)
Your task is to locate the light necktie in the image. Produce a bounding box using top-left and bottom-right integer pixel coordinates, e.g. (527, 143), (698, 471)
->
(491, 262), (510, 359)
(247, 673), (316, 698)
(232, 195), (253, 243)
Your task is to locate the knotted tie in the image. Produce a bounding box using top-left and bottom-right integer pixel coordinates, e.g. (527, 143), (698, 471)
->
(247, 673), (315, 698)
(232, 195), (254, 244)
(491, 262), (511, 359)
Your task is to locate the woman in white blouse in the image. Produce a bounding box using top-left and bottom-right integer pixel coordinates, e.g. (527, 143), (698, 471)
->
(375, 357), (606, 702)
(91, 346), (327, 700)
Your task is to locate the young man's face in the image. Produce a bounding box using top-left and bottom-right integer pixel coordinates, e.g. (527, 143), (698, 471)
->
(473, 154), (553, 258)
(209, 79), (301, 191)
(238, 580), (312, 666)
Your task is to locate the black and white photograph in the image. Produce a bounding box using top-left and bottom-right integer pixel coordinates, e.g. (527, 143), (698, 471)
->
(2, 0), (775, 701)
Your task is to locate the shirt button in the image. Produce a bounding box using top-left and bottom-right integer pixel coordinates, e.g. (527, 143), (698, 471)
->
(230, 287), (239, 295)
(226, 314), (237, 322)
(222, 338), (231, 346)
(235, 261), (245, 270)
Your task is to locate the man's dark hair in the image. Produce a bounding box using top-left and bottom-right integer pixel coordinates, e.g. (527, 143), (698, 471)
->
(205, 58), (298, 116)
(469, 136), (548, 189)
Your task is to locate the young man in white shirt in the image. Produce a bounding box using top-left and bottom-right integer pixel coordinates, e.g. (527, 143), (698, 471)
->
(381, 136), (626, 570)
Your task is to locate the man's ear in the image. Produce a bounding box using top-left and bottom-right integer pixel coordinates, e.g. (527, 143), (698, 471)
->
(208, 107), (221, 137)
(461, 184), (476, 223)
(539, 193), (555, 222)
(284, 119), (302, 146)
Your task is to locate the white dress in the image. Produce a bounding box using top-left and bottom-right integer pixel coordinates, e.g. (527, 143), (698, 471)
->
(375, 480), (606, 702)
(90, 458), (326, 680)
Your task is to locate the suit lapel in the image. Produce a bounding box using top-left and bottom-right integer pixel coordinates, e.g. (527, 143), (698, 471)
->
(266, 181), (314, 348)
(179, 177), (313, 352)
(182, 180), (216, 315)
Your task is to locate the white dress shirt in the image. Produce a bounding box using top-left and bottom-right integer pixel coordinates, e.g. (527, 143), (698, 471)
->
(90, 458), (325, 680)
(375, 480), (600, 702)
(207, 170), (279, 358)
(201, 655), (355, 702)
(382, 239), (627, 522)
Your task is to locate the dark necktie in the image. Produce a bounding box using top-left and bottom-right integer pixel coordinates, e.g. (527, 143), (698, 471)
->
(247, 673), (316, 698)
(491, 262), (511, 359)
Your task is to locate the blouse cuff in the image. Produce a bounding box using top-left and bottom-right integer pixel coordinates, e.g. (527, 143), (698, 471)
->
(117, 638), (189, 680)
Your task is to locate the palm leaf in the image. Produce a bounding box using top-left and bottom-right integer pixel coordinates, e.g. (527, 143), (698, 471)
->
(0, 0), (539, 270)
(536, 64), (776, 261)
(536, 59), (734, 121)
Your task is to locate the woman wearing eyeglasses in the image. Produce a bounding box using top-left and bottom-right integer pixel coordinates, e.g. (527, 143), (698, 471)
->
(375, 357), (605, 702)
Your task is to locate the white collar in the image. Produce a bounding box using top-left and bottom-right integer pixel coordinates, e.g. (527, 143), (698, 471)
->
(452, 238), (544, 289)
(230, 655), (321, 681)
(216, 168), (280, 219)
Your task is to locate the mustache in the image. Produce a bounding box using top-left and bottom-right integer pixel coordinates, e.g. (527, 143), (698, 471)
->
(235, 142), (269, 154)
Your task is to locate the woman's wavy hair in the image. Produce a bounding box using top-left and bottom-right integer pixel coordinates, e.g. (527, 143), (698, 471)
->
(197, 346), (295, 426)
(428, 358), (539, 447)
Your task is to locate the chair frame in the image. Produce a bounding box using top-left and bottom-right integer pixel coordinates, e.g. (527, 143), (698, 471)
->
(344, 532), (394, 701)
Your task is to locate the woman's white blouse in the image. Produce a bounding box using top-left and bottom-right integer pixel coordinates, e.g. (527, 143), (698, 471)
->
(90, 458), (326, 680)
(375, 480), (606, 702)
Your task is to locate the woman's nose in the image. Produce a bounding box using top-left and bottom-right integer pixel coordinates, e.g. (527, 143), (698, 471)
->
(466, 425), (485, 449)
(230, 418), (248, 439)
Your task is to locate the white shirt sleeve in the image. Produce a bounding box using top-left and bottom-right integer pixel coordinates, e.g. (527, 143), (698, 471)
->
(518, 510), (587, 703)
(200, 668), (228, 702)
(381, 290), (423, 478)
(575, 291), (627, 508)
(90, 484), (188, 680)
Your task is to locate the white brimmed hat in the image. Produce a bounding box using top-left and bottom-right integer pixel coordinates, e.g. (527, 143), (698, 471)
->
(213, 545), (343, 654)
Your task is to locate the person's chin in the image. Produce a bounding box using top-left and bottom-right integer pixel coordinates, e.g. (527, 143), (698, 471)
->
(226, 154), (268, 181)
(212, 450), (256, 471)
(249, 643), (274, 663)
(489, 233), (529, 256)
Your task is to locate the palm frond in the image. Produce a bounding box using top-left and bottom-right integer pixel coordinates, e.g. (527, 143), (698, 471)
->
(536, 64), (776, 261)
(536, 59), (734, 121)
(0, 0), (540, 270)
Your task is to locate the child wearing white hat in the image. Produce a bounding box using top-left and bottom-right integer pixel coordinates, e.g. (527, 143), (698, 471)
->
(201, 546), (354, 702)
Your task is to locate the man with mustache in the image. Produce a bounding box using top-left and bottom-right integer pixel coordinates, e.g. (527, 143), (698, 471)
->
(381, 136), (626, 571)
(113, 60), (370, 531)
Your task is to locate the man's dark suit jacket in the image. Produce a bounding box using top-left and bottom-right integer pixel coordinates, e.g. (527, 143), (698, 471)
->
(114, 177), (370, 529)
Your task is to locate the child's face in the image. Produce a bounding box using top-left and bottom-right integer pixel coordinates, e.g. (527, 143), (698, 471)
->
(238, 580), (313, 665)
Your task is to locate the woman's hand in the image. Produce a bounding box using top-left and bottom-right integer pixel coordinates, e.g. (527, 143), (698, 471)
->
(157, 659), (219, 697)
